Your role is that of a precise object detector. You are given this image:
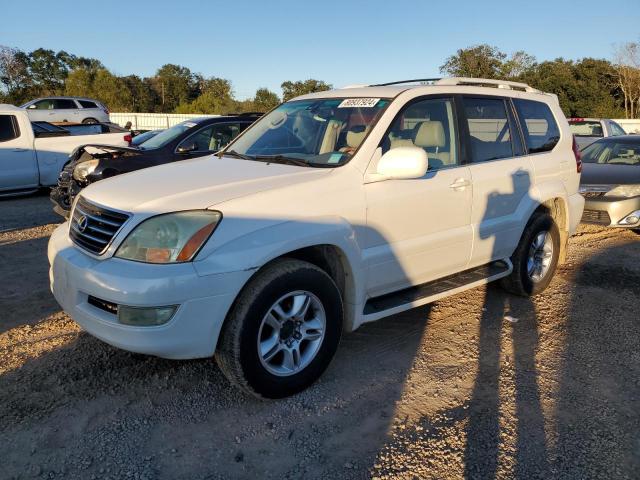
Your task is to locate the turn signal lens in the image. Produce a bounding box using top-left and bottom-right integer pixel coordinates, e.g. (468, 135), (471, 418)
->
(177, 223), (216, 262)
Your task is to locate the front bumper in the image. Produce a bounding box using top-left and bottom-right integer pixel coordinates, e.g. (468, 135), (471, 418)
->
(48, 224), (252, 359)
(581, 195), (640, 228)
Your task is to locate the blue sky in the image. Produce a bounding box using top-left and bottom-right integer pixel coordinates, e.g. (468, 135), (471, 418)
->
(2, 0), (639, 99)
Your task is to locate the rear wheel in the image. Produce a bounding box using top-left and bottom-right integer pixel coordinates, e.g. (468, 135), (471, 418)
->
(82, 117), (98, 124)
(501, 213), (560, 297)
(216, 258), (343, 398)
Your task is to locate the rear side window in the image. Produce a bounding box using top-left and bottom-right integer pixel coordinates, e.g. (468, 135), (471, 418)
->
(463, 97), (514, 163)
(53, 99), (78, 109)
(513, 99), (560, 153)
(79, 100), (98, 109)
(0, 115), (20, 142)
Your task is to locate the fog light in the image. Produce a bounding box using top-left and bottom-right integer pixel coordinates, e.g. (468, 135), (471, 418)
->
(117, 305), (177, 326)
(618, 210), (640, 226)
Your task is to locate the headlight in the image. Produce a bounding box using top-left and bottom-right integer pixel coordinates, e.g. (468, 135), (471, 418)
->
(604, 184), (640, 198)
(115, 210), (221, 263)
(73, 159), (99, 181)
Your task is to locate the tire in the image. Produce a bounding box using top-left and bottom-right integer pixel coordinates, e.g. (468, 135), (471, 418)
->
(82, 117), (98, 124)
(216, 258), (343, 399)
(501, 213), (560, 297)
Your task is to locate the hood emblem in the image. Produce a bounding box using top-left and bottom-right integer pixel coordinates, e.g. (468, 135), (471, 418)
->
(77, 215), (88, 233)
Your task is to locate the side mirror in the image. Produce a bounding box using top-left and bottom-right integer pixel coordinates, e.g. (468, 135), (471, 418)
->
(27, 104), (37, 109)
(177, 143), (198, 154)
(377, 147), (428, 179)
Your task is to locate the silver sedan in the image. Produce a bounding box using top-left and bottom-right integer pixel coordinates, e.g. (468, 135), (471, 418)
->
(579, 136), (640, 231)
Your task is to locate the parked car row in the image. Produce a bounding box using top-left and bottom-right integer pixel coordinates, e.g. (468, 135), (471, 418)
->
(48, 77), (586, 398)
(49, 113), (261, 216)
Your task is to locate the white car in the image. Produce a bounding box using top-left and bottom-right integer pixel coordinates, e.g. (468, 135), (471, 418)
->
(48, 78), (584, 398)
(0, 105), (128, 195)
(21, 96), (110, 124)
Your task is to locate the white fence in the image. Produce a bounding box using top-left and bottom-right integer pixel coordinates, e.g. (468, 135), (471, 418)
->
(109, 112), (640, 135)
(109, 112), (220, 131)
(614, 119), (640, 134)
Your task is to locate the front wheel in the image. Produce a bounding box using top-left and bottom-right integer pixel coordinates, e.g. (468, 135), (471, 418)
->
(216, 258), (343, 398)
(501, 213), (560, 297)
(82, 117), (98, 124)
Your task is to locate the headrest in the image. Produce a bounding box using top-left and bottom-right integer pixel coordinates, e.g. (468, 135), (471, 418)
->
(346, 125), (370, 148)
(414, 121), (445, 148)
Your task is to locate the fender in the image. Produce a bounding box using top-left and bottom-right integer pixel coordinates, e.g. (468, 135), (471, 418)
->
(193, 215), (367, 313)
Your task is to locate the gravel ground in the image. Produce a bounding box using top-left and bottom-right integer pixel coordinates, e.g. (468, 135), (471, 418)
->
(1, 194), (639, 480)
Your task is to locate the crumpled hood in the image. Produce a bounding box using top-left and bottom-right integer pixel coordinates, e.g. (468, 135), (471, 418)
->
(80, 155), (331, 213)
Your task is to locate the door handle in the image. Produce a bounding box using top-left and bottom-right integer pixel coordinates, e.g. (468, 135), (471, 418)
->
(12, 148), (28, 153)
(449, 178), (471, 190)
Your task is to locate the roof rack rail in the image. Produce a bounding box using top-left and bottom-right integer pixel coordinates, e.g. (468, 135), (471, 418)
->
(373, 78), (442, 86)
(434, 77), (540, 93)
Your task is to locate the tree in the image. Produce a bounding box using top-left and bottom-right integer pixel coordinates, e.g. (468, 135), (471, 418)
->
(152, 64), (197, 112)
(440, 44), (507, 79)
(281, 79), (331, 102)
(501, 51), (537, 79)
(121, 75), (157, 112)
(0, 46), (30, 103)
(253, 88), (280, 111)
(613, 42), (640, 118)
(27, 48), (71, 94)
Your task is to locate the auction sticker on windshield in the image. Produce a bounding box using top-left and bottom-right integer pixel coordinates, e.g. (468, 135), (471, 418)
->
(338, 98), (380, 108)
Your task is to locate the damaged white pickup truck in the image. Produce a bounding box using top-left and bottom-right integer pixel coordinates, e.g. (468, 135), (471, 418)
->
(0, 104), (128, 195)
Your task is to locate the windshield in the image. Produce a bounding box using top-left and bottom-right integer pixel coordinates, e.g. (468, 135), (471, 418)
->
(569, 121), (603, 137)
(582, 140), (640, 166)
(138, 122), (196, 150)
(224, 97), (390, 166)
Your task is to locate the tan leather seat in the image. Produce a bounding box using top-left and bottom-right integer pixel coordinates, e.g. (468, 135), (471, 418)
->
(345, 125), (370, 149)
(413, 121), (451, 168)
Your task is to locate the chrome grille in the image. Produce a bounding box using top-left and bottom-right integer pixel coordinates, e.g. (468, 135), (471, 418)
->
(581, 209), (611, 225)
(70, 197), (130, 254)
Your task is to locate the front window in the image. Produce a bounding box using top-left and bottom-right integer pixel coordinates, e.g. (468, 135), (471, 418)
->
(581, 140), (640, 166)
(138, 121), (198, 150)
(224, 98), (390, 166)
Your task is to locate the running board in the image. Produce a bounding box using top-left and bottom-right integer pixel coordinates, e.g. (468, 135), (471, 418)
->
(362, 259), (512, 322)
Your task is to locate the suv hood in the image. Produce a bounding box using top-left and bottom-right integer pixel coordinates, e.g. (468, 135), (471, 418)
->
(80, 155), (332, 213)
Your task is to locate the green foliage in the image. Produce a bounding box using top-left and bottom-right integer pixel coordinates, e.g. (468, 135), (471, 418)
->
(281, 79), (332, 102)
(1, 43), (636, 118)
(254, 88), (280, 111)
(441, 44), (628, 117)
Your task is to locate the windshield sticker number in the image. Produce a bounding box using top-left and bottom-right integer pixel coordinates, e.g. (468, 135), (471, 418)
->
(338, 98), (380, 108)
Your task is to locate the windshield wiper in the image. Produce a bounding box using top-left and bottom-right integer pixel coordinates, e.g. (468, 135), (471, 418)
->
(220, 149), (254, 160)
(252, 155), (310, 167)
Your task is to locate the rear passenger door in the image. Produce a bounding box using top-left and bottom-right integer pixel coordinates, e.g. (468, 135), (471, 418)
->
(51, 99), (80, 123)
(462, 96), (534, 267)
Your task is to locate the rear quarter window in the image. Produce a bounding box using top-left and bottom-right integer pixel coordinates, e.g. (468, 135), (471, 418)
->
(513, 99), (560, 153)
(79, 100), (99, 109)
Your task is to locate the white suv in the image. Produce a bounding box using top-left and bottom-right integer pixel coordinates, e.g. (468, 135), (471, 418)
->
(21, 96), (110, 124)
(48, 78), (584, 398)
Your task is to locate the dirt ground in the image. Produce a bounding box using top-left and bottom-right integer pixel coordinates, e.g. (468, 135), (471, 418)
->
(1, 193), (639, 480)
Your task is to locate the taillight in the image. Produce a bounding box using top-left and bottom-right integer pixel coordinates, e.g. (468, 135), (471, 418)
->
(572, 136), (582, 173)
(124, 134), (132, 145)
